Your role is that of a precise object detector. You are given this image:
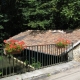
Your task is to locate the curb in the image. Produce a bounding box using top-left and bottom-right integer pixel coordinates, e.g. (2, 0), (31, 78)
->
(23, 61), (80, 80)
(0, 61), (80, 80)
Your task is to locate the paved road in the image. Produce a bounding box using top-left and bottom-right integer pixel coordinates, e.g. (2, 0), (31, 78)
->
(38, 66), (80, 80)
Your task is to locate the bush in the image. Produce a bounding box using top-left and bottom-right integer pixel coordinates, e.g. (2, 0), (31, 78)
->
(55, 0), (80, 29)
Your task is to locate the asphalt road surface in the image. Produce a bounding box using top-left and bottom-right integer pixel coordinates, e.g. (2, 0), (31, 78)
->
(38, 66), (80, 80)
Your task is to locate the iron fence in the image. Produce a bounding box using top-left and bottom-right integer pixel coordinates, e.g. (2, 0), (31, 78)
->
(0, 43), (73, 78)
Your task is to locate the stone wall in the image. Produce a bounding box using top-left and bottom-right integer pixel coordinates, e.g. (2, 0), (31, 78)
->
(68, 44), (80, 61)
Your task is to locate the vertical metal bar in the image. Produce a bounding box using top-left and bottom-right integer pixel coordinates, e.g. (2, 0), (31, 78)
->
(12, 54), (14, 75)
(47, 45), (49, 66)
(59, 48), (61, 63)
(57, 47), (59, 63)
(50, 45), (52, 65)
(37, 45), (40, 69)
(47, 45), (48, 66)
(39, 45), (41, 67)
(65, 45), (68, 62)
(60, 49), (62, 62)
(41, 45), (43, 67)
(60, 48), (63, 62)
(52, 44), (53, 64)
(33, 46), (35, 69)
(62, 48), (65, 62)
(28, 46), (30, 65)
(51, 44), (54, 65)
(15, 53), (17, 73)
(56, 45), (58, 64)
(52, 44), (54, 65)
(55, 45), (58, 63)
(63, 48), (65, 62)
(44, 45), (46, 67)
(57, 47), (58, 63)
(48, 45), (49, 66)
(34, 46), (36, 69)
(72, 43), (74, 60)
(5, 54), (8, 76)
(58, 48), (60, 63)
(22, 50), (24, 68)
(49, 45), (50, 66)
(54, 44), (56, 64)
(22, 50), (25, 73)
(9, 54), (11, 76)
(25, 46), (28, 72)
(56, 45), (58, 63)
(59, 49), (62, 62)
(37, 46), (38, 63)
(46, 45), (47, 66)
(67, 44), (69, 61)
(1, 48), (3, 77)
(31, 46), (34, 63)
(46, 45), (48, 66)
(63, 47), (65, 61)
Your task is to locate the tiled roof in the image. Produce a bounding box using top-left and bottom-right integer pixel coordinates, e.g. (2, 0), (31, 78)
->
(7, 29), (80, 55)
(9, 29), (80, 46)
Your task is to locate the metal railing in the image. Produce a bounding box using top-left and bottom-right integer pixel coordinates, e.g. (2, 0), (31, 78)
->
(0, 43), (73, 78)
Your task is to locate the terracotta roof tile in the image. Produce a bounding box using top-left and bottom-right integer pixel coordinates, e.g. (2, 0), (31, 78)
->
(9, 29), (80, 46)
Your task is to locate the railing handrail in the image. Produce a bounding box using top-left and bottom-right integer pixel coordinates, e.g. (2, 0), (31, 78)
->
(0, 42), (74, 78)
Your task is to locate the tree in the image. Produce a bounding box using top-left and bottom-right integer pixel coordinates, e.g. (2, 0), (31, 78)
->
(19, 0), (57, 29)
(0, 0), (80, 44)
(54, 0), (80, 29)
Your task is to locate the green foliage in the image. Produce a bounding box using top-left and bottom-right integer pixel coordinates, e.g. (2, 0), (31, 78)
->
(19, 0), (57, 29)
(19, 0), (80, 29)
(31, 58), (41, 69)
(0, 25), (4, 29)
(0, 0), (80, 43)
(0, 56), (3, 60)
(24, 58), (41, 69)
(24, 59), (29, 65)
(0, 71), (2, 75)
(55, 0), (80, 29)
(31, 61), (41, 69)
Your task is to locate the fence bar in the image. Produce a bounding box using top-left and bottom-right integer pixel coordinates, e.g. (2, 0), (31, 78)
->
(0, 43), (73, 78)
